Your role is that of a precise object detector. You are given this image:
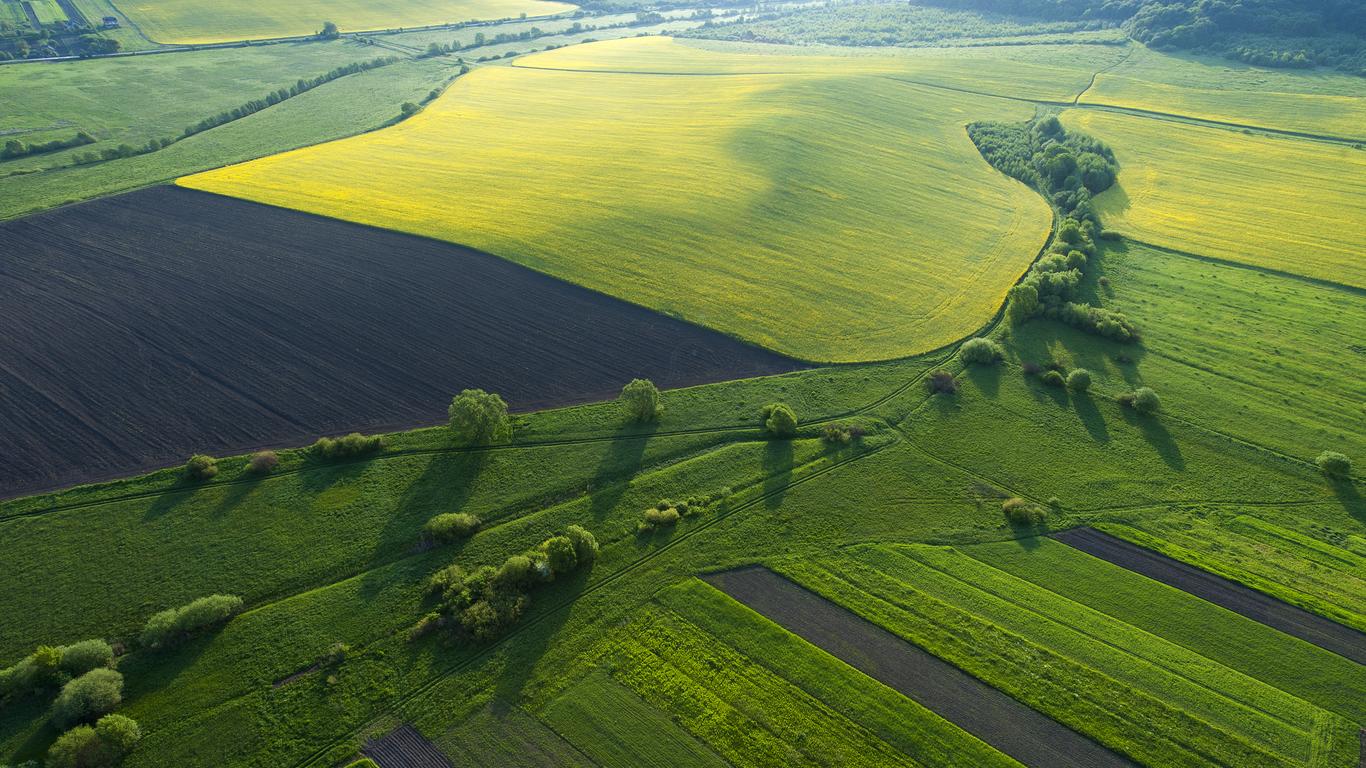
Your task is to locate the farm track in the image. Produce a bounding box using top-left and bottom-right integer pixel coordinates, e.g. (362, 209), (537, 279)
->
(291, 435), (901, 768)
(704, 565), (1137, 768)
(1053, 527), (1366, 664)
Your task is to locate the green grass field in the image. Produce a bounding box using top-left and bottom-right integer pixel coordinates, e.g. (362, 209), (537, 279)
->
(181, 37), (1057, 362)
(1065, 109), (1366, 289)
(115, 0), (576, 44)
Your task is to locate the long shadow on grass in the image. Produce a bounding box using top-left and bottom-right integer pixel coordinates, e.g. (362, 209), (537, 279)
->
(762, 438), (794, 510)
(1121, 410), (1184, 471)
(361, 451), (488, 599)
(210, 475), (258, 518)
(1331, 478), (1364, 524)
(1072, 391), (1110, 444)
(490, 568), (587, 709)
(142, 485), (194, 520)
(964, 363), (1001, 399)
(588, 423), (656, 521)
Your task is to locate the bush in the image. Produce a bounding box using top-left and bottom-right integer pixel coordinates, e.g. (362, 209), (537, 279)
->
(926, 369), (957, 394)
(959, 337), (1003, 365)
(540, 536), (577, 575)
(565, 525), (599, 565)
(247, 450), (278, 474)
(59, 641), (113, 677)
(448, 389), (510, 444)
(313, 433), (383, 460)
(424, 513), (481, 542)
(1041, 370), (1065, 387)
(761, 403), (797, 437)
(0, 645), (65, 698)
(1121, 386), (1160, 415)
(1066, 368), (1092, 392)
(1315, 451), (1352, 479)
(45, 725), (100, 768)
(51, 669), (122, 728)
(140, 595), (243, 649)
(493, 554), (537, 592)
(95, 713), (141, 754)
(821, 423), (863, 444)
(639, 503), (680, 532)
(1002, 497), (1047, 526)
(184, 454), (217, 480)
(620, 378), (662, 422)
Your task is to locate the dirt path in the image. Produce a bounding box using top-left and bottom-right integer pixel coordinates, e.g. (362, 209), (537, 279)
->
(1053, 527), (1366, 665)
(704, 566), (1136, 768)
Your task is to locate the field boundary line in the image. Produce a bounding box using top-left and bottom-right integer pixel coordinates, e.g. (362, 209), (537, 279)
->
(289, 436), (899, 768)
(1120, 238), (1366, 297)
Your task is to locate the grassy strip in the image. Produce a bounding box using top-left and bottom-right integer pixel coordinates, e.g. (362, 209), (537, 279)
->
(540, 671), (729, 768)
(607, 607), (911, 767)
(656, 578), (1021, 768)
(965, 538), (1366, 723)
(870, 543), (1324, 761)
(778, 557), (1296, 768)
(1098, 519), (1366, 634)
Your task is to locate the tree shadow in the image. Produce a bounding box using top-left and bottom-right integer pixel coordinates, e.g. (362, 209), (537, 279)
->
(210, 477), (258, 518)
(1120, 410), (1184, 470)
(490, 568), (587, 708)
(762, 438), (794, 510)
(118, 631), (215, 700)
(1331, 478), (1363, 524)
(1009, 528), (1046, 550)
(1071, 391), (1110, 444)
(964, 363), (1001, 400)
(588, 424), (656, 521)
(143, 486), (195, 520)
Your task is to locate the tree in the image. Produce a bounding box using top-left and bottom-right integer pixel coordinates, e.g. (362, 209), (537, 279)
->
(761, 403), (797, 437)
(51, 669), (122, 728)
(400, 101), (419, 117)
(59, 640), (113, 676)
(540, 536), (577, 575)
(959, 337), (1003, 365)
(1007, 283), (1039, 324)
(448, 389), (510, 444)
(184, 454), (217, 480)
(1128, 386), (1160, 415)
(424, 512), (481, 542)
(318, 20), (339, 39)
(1315, 451), (1352, 479)
(620, 378), (662, 422)
(95, 714), (141, 754)
(1066, 368), (1092, 392)
(565, 525), (599, 564)
(45, 725), (100, 768)
(140, 595), (243, 649)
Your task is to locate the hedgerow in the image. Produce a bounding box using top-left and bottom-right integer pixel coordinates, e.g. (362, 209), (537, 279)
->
(139, 594), (243, 649)
(312, 433), (384, 460)
(424, 512), (482, 543)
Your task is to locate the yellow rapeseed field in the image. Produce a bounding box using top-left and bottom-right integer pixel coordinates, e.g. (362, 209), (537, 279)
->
(124, 0), (575, 44)
(1065, 110), (1366, 289)
(181, 38), (1051, 362)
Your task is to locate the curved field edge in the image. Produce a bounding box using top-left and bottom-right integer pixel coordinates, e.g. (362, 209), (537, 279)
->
(177, 37), (1056, 363)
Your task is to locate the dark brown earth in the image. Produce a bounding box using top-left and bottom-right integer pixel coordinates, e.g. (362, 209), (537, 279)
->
(361, 725), (453, 768)
(0, 186), (805, 499)
(1053, 527), (1366, 665)
(703, 566), (1136, 768)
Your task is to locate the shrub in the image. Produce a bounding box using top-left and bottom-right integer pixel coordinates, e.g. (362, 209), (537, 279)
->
(1122, 386), (1160, 415)
(821, 423), (863, 444)
(313, 433), (383, 460)
(1066, 368), (1092, 392)
(427, 564), (467, 598)
(51, 669), (122, 728)
(0, 645), (65, 698)
(140, 595), (243, 649)
(565, 525), (599, 564)
(761, 403), (797, 437)
(247, 450), (278, 474)
(184, 454), (217, 480)
(639, 504), (680, 532)
(540, 536), (577, 575)
(493, 555), (537, 593)
(620, 378), (662, 422)
(926, 369), (957, 394)
(45, 725), (99, 768)
(1002, 498), (1047, 526)
(424, 513), (481, 542)
(95, 713), (141, 754)
(959, 337), (1003, 365)
(448, 389), (510, 444)
(1315, 451), (1352, 479)
(1041, 370), (1065, 387)
(59, 641), (113, 677)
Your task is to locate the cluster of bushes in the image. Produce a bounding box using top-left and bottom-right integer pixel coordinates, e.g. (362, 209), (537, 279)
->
(821, 422), (865, 444)
(959, 337), (1004, 365)
(418, 526), (598, 642)
(972, 116), (1139, 343)
(1116, 386), (1161, 415)
(449, 388), (511, 445)
(313, 432), (384, 460)
(248, 450), (279, 474)
(424, 512), (482, 542)
(635, 491), (725, 533)
(184, 454), (218, 480)
(1, 131), (95, 162)
(139, 594), (243, 649)
(620, 378), (662, 422)
(761, 402), (798, 436)
(0, 639), (114, 700)
(1315, 450), (1352, 479)
(1021, 360), (1093, 392)
(1002, 497), (1047, 526)
(927, 369), (958, 394)
(45, 714), (141, 768)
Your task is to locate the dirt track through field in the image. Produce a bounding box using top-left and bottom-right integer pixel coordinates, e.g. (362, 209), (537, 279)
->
(361, 725), (453, 768)
(703, 566), (1136, 768)
(0, 186), (805, 498)
(1053, 527), (1366, 665)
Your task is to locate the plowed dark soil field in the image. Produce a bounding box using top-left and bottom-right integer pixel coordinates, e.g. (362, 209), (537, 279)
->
(0, 186), (804, 498)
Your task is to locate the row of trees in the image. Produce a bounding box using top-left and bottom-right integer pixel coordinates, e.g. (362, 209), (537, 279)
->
(1, 131), (94, 162)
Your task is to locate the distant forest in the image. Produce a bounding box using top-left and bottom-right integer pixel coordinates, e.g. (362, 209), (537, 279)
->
(923, 0), (1366, 73)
